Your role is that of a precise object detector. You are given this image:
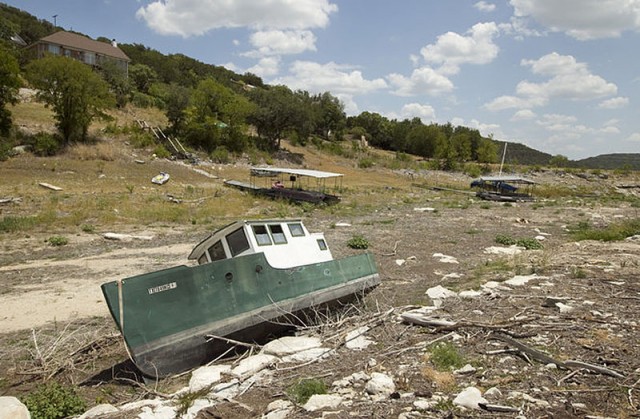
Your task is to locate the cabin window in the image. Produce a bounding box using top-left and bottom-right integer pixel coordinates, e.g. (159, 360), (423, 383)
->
(317, 239), (328, 251)
(208, 240), (226, 262)
(226, 228), (250, 256)
(269, 224), (287, 244)
(288, 223), (305, 237)
(197, 254), (208, 265)
(252, 225), (272, 246)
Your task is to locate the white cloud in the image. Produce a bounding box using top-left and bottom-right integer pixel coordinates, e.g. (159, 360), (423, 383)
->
(510, 0), (640, 40)
(598, 97), (629, 109)
(420, 22), (500, 75)
(246, 57), (281, 77)
(626, 133), (640, 142)
(272, 61), (387, 95)
(485, 52), (617, 110)
(243, 30), (317, 57)
(511, 109), (536, 121)
(137, 0), (338, 37)
(387, 67), (454, 97)
(474, 1), (496, 12)
(400, 103), (437, 122)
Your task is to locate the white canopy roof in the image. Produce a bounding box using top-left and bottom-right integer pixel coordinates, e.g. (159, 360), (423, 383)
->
(252, 167), (343, 179)
(478, 176), (536, 184)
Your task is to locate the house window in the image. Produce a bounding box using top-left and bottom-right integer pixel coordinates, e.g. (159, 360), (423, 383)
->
(317, 239), (328, 251)
(269, 224), (287, 244)
(47, 44), (60, 55)
(288, 223), (305, 237)
(84, 52), (96, 65)
(252, 225), (272, 246)
(207, 240), (226, 262)
(226, 228), (250, 256)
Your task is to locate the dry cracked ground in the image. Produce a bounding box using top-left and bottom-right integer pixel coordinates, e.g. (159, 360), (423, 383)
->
(1, 168), (640, 418)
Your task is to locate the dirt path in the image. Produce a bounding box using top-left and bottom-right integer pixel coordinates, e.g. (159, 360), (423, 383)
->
(0, 237), (195, 332)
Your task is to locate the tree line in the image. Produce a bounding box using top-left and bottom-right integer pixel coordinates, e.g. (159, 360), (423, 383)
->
(0, 4), (500, 166)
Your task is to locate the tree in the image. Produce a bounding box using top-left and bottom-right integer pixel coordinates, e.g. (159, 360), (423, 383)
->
(26, 56), (114, 143)
(129, 63), (158, 93)
(182, 78), (253, 152)
(98, 59), (131, 108)
(0, 46), (20, 136)
(247, 85), (305, 150)
(549, 154), (569, 168)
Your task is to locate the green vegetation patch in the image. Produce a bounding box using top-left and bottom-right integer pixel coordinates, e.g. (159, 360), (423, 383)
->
(495, 234), (543, 250)
(22, 382), (87, 419)
(428, 342), (465, 371)
(287, 378), (327, 405)
(347, 234), (370, 249)
(569, 218), (640, 242)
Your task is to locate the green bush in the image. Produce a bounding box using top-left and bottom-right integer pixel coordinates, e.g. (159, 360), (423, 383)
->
(30, 132), (62, 156)
(47, 236), (68, 246)
(358, 157), (374, 169)
(347, 234), (369, 249)
(428, 342), (465, 371)
(22, 382), (86, 419)
(153, 144), (172, 159)
(570, 218), (640, 242)
(287, 378), (327, 404)
(210, 146), (230, 163)
(495, 234), (543, 250)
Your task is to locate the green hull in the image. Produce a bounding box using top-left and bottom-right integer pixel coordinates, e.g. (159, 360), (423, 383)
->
(101, 252), (379, 377)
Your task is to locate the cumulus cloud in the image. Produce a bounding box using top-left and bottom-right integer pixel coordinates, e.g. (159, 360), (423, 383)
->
(420, 22), (500, 75)
(272, 61), (387, 95)
(485, 52), (617, 110)
(598, 96), (629, 109)
(510, 0), (640, 40)
(246, 57), (281, 77)
(474, 1), (496, 12)
(400, 103), (437, 122)
(626, 133), (640, 142)
(243, 30), (317, 57)
(137, 0), (338, 37)
(387, 67), (454, 97)
(511, 109), (536, 121)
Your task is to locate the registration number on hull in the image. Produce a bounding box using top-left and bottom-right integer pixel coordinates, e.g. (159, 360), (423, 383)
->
(148, 282), (177, 295)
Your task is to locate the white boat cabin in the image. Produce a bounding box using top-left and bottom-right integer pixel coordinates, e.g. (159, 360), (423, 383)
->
(188, 219), (333, 269)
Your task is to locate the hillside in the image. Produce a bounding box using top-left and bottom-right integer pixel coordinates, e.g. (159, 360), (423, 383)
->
(572, 153), (640, 170)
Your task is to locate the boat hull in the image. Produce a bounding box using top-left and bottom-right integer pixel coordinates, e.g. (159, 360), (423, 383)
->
(101, 252), (379, 377)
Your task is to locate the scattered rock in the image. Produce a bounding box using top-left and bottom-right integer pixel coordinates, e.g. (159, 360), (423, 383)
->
(453, 386), (488, 410)
(302, 394), (343, 412)
(189, 365), (232, 392)
(432, 253), (459, 263)
(0, 397), (30, 419)
(345, 326), (375, 350)
(78, 404), (119, 418)
(262, 336), (322, 356)
(232, 354), (278, 380)
(365, 372), (395, 397)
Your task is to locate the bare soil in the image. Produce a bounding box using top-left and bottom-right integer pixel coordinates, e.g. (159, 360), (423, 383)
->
(1, 164), (640, 418)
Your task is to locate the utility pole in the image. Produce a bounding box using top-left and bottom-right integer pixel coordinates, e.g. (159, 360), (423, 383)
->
(53, 14), (58, 26)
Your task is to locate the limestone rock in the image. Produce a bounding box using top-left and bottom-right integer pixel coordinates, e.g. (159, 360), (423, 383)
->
(453, 387), (488, 410)
(302, 394), (343, 412)
(0, 397), (30, 419)
(262, 336), (321, 356)
(189, 365), (232, 392)
(365, 372), (395, 397)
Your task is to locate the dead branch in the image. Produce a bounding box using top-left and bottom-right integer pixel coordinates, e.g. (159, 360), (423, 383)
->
(563, 360), (625, 379)
(381, 240), (401, 256)
(489, 333), (566, 367)
(205, 334), (261, 350)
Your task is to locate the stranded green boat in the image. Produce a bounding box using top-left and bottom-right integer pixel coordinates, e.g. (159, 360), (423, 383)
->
(101, 219), (379, 378)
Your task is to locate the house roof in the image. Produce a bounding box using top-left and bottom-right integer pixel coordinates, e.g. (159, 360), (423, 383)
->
(37, 31), (130, 61)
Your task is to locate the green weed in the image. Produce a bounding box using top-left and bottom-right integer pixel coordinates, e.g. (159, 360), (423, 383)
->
(287, 378), (327, 405)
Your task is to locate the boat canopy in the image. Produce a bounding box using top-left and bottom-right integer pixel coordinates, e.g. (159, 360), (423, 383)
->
(473, 176), (536, 185)
(250, 167), (343, 179)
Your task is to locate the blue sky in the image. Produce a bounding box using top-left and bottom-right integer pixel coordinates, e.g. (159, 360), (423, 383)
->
(6, 0), (640, 160)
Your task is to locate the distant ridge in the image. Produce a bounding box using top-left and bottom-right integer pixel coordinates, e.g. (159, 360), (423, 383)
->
(572, 153), (640, 170)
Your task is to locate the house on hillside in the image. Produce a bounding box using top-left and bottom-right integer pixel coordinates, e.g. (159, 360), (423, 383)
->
(27, 31), (130, 76)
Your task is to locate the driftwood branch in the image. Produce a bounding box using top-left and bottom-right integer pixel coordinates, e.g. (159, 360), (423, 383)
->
(205, 334), (261, 350)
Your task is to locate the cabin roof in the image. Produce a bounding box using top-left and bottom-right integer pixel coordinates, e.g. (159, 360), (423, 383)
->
(252, 167), (343, 179)
(477, 176), (536, 184)
(188, 218), (304, 260)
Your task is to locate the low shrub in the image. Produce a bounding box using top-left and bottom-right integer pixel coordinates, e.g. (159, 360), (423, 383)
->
(287, 378), (327, 404)
(47, 236), (69, 246)
(347, 234), (369, 249)
(428, 342), (465, 371)
(22, 382), (86, 419)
